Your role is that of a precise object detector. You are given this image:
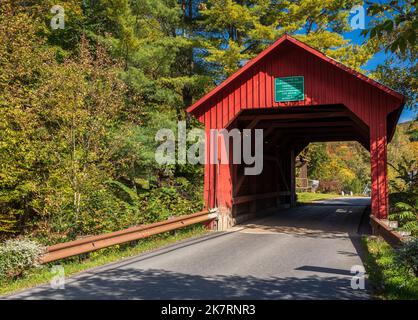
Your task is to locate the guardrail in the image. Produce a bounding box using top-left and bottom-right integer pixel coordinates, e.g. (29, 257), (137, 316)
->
(369, 215), (405, 247)
(41, 210), (218, 264)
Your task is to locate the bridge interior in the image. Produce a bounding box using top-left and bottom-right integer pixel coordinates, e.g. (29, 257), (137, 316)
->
(220, 104), (370, 227)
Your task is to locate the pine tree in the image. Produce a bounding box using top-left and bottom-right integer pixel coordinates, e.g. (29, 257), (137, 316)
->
(198, 0), (376, 80)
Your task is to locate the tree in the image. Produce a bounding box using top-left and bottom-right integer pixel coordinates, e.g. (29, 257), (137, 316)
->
(302, 142), (370, 194)
(1, 1), (208, 241)
(364, 0), (417, 110)
(363, 0), (417, 54)
(0, 3), (134, 240)
(198, 0), (375, 81)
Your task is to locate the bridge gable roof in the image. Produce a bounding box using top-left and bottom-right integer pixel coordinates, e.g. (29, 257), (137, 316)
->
(187, 35), (404, 117)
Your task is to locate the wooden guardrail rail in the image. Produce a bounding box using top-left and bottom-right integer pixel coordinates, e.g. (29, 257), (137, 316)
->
(41, 210), (217, 264)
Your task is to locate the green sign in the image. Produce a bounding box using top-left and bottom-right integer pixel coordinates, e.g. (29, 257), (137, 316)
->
(275, 76), (304, 102)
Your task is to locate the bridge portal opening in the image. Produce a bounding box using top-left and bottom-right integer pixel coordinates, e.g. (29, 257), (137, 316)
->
(296, 141), (371, 196)
(216, 105), (372, 228)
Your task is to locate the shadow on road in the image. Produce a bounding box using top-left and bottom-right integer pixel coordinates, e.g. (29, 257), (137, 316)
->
(6, 197), (372, 300)
(238, 198), (371, 240)
(11, 268), (369, 300)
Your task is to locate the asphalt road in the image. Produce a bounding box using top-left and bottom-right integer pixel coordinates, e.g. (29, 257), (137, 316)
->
(5, 197), (371, 300)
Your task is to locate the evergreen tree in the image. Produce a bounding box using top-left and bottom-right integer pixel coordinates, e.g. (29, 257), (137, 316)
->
(198, 0), (375, 81)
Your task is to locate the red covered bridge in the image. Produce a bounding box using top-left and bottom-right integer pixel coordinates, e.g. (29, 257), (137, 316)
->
(187, 35), (405, 230)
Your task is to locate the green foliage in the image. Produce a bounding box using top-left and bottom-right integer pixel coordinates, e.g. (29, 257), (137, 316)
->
(0, 3), (203, 243)
(393, 202), (417, 222)
(0, 239), (45, 280)
(389, 201), (418, 235)
(302, 142), (370, 194)
(302, 122), (417, 196)
(407, 118), (418, 141)
(363, 236), (418, 300)
(388, 121), (418, 191)
(372, 58), (417, 111)
(396, 238), (418, 276)
(296, 192), (340, 203)
(304, 143), (329, 179)
(364, 1), (417, 111)
(198, 0), (373, 80)
(388, 155), (418, 236)
(363, 0), (417, 55)
(0, 6), (128, 240)
(389, 157), (418, 192)
(0, 225), (208, 295)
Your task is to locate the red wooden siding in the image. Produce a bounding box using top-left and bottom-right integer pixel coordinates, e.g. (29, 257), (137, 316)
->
(195, 42), (402, 131)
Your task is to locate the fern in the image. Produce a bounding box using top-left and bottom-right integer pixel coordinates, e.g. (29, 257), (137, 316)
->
(390, 200), (418, 235)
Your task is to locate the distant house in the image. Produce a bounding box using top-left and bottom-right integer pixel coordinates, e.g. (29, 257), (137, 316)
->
(296, 156), (319, 192)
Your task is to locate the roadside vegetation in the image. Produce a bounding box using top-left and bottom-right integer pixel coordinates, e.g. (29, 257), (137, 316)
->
(388, 155), (418, 237)
(362, 236), (418, 300)
(296, 192), (341, 204)
(0, 225), (208, 296)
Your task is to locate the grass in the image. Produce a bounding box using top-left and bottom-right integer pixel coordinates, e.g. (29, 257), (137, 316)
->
(0, 225), (209, 297)
(362, 236), (418, 300)
(296, 192), (340, 203)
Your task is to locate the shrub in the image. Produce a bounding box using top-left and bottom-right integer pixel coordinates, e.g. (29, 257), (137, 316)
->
(389, 200), (418, 236)
(0, 239), (45, 279)
(396, 238), (418, 277)
(318, 180), (342, 193)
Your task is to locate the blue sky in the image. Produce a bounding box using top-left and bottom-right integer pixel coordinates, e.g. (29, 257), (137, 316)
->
(344, 11), (416, 124)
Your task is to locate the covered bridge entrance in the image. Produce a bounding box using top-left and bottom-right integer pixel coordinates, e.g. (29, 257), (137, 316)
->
(187, 35), (405, 230)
